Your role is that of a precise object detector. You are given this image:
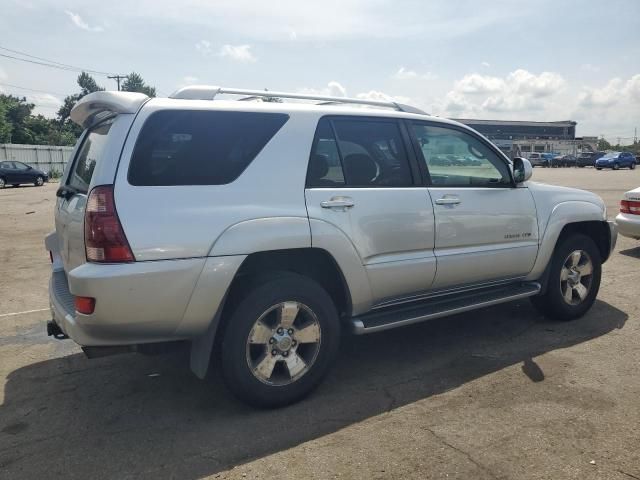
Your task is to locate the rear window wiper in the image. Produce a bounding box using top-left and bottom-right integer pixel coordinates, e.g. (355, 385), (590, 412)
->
(55, 185), (81, 200)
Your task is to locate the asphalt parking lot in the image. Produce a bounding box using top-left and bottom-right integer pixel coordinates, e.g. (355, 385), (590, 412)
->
(1, 168), (639, 480)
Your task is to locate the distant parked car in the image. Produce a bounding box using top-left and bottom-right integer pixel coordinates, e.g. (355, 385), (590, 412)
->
(0, 160), (49, 188)
(595, 152), (637, 170)
(552, 155), (577, 167)
(616, 187), (640, 240)
(527, 153), (548, 167)
(576, 151), (605, 168)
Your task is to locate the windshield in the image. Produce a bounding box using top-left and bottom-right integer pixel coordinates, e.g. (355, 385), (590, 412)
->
(601, 152), (620, 159)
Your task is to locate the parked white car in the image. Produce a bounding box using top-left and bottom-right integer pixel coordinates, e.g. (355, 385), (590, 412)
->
(616, 187), (640, 240)
(46, 87), (617, 407)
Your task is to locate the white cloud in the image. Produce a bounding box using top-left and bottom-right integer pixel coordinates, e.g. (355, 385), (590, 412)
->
(455, 73), (504, 94)
(298, 82), (409, 105)
(357, 90), (410, 104)
(182, 76), (198, 84)
(0, 67), (7, 82)
(288, 30), (298, 40)
(195, 40), (212, 56)
(507, 69), (565, 98)
(481, 61), (490, 68)
(219, 44), (256, 63)
(29, 93), (63, 118)
(441, 69), (566, 117)
(64, 10), (104, 32)
(392, 67), (436, 81)
(298, 81), (348, 98)
(573, 74), (640, 139)
(578, 74), (640, 108)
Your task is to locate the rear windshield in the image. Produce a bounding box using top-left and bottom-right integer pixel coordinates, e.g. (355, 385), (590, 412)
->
(67, 119), (114, 194)
(128, 110), (288, 186)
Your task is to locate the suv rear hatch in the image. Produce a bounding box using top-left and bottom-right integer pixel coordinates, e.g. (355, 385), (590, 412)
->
(54, 92), (148, 274)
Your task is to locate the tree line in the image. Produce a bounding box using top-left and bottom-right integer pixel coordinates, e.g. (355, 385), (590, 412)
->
(0, 72), (155, 146)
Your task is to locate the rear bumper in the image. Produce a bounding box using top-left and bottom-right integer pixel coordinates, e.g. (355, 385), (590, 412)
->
(616, 213), (640, 240)
(48, 255), (246, 346)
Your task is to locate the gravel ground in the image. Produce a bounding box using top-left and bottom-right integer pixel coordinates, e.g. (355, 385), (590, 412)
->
(1, 168), (639, 479)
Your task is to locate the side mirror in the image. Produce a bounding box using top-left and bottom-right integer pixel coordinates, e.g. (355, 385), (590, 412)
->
(27, 166), (33, 170)
(513, 157), (532, 183)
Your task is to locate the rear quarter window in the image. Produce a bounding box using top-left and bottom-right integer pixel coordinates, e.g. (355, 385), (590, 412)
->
(67, 119), (114, 193)
(128, 110), (288, 186)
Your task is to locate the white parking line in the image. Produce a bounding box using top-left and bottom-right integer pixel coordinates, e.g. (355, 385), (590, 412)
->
(0, 308), (49, 318)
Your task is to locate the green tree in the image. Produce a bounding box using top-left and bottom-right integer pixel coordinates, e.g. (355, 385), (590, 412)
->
(57, 72), (104, 126)
(0, 95), (35, 143)
(121, 72), (156, 97)
(0, 99), (13, 143)
(597, 137), (612, 151)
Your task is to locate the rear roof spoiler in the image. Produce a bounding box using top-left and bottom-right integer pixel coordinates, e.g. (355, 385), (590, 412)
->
(70, 91), (149, 128)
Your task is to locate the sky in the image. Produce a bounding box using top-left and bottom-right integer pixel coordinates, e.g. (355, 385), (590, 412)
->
(1, 0), (639, 143)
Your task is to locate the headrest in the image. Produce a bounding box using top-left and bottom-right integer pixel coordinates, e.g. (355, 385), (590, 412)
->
(308, 154), (329, 181)
(343, 153), (377, 185)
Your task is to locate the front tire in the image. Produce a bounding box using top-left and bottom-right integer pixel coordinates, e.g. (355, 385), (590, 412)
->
(531, 233), (601, 321)
(35, 176), (44, 186)
(630, 162), (636, 170)
(613, 163), (620, 170)
(220, 273), (340, 408)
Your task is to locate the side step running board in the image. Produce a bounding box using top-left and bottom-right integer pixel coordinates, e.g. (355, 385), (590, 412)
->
(351, 282), (541, 334)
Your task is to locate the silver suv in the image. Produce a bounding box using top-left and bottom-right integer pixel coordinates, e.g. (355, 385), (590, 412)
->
(46, 86), (617, 407)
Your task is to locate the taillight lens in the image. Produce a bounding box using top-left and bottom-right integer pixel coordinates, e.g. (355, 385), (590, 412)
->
(85, 185), (134, 262)
(75, 296), (96, 315)
(620, 200), (640, 215)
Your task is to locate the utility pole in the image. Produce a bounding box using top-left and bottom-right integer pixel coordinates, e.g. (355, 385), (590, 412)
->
(107, 74), (127, 91)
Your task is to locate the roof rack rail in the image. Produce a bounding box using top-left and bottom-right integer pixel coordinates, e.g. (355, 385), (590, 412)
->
(169, 85), (428, 115)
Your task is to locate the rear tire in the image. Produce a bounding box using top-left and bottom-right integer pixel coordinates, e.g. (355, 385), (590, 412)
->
(220, 273), (340, 408)
(630, 162), (636, 170)
(596, 167), (602, 170)
(531, 234), (601, 321)
(0, 177), (4, 188)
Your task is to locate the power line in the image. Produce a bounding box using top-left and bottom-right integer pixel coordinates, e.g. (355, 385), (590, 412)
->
(0, 49), (115, 76)
(0, 82), (69, 97)
(0, 45), (100, 71)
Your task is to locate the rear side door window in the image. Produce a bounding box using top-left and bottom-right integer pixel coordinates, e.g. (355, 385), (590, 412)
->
(307, 117), (414, 188)
(411, 122), (512, 187)
(128, 110), (288, 186)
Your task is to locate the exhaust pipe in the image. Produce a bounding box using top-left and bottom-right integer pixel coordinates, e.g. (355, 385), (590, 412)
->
(46, 320), (68, 340)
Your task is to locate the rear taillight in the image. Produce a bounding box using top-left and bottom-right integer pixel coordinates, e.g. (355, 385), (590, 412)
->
(84, 185), (134, 263)
(620, 200), (640, 215)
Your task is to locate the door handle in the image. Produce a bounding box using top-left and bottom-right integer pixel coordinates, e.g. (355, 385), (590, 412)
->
(435, 196), (461, 206)
(321, 197), (355, 209)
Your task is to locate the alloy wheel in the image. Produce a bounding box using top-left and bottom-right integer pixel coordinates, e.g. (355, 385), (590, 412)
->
(245, 301), (322, 386)
(560, 250), (594, 306)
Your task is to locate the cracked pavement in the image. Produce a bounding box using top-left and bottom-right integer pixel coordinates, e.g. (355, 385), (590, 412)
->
(1, 169), (640, 479)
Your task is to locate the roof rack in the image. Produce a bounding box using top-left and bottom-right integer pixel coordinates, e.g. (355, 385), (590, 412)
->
(169, 85), (428, 115)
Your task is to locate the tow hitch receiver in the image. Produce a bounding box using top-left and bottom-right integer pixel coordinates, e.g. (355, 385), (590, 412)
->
(47, 320), (68, 340)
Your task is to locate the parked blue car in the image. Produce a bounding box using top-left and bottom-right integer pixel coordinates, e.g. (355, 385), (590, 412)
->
(595, 152), (637, 170)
